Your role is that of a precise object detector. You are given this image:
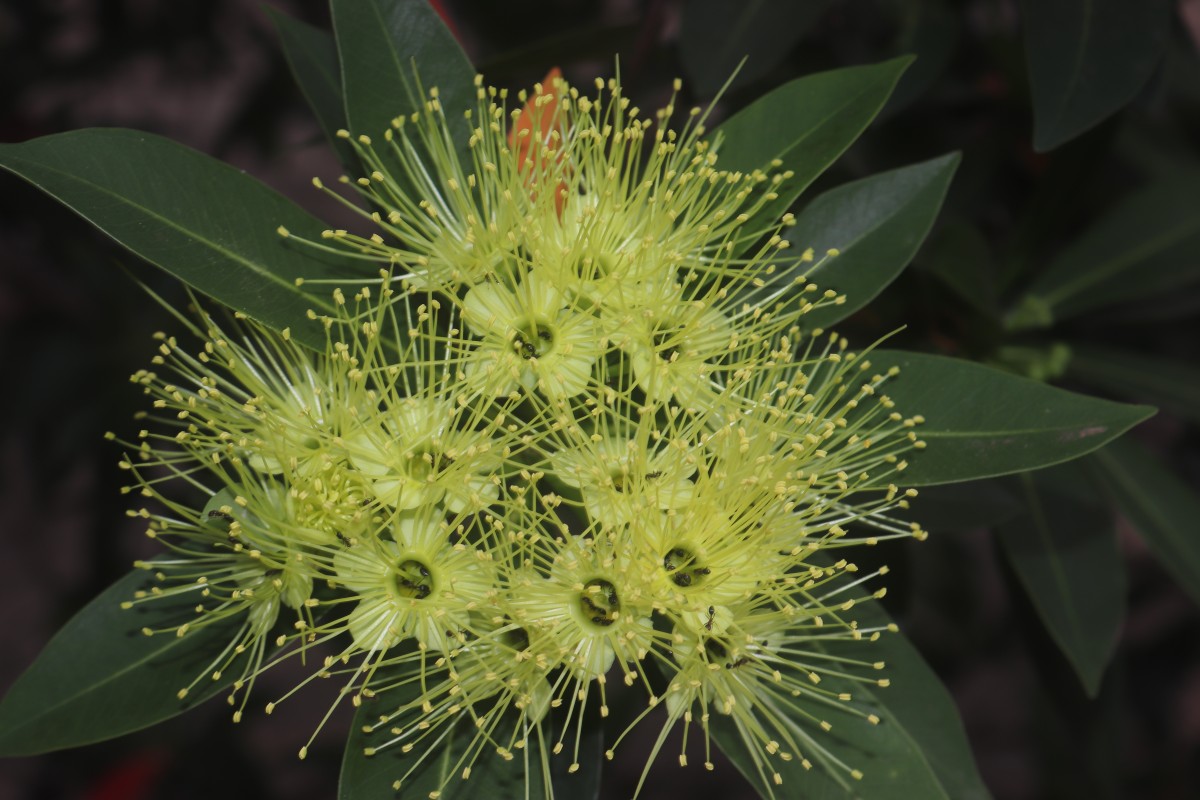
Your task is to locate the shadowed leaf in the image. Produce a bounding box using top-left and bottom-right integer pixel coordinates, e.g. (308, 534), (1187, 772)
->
(1023, 0), (1171, 151)
(997, 466), (1124, 696)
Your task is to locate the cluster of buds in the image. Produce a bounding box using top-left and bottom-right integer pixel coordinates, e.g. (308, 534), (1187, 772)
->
(113, 71), (927, 798)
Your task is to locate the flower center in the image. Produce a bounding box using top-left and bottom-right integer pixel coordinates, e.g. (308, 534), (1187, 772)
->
(651, 327), (680, 362)
(499, 623), (531, 653)
(511, 320), (555, 360)
(572, 253), (617, 281)
(701, 635), (730, 662)
(392, 558), (434, 600)
(609, 468), (662, 493)
(579, 578), (620, 627)
(696, 634), (751, 669)
(663, 545), (710, 588)
(405, 448), (452, 481)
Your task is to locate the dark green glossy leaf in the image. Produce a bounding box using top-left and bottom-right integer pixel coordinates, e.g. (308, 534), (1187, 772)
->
(776, 153), (959, 330)
(679, 0), (829, 96)
(997, 466), (1124, 696)
(339, 673), (549, 800)
(1013, 174), (1200, 326)
(713, 58), (912, 225)
(1086, 437), (1200, 608)
(0, 129), (361, 349)
(866, 350), (1155, 486)
(0, 569), (245, 756)
(712, 598), (990, 799)
(551, 719), (603, 800)
(1066, 345), (1200, 426)
(997, 116), (1121, 295)
(1023, 0), (1171, 151)
(333, 0), (475, 149)
(267, 8), (358, 170)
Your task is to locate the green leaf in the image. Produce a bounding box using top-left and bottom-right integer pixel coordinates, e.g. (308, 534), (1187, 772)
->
(712, 598), (991, 799)
(333, 0), (475, 148)
(867, 350), (1155, 486)
(1023, 0), (1172, 151)
(550, 720), (603, 800)
(713, 58), (912, 224)
(1014, 173), (1200, 326)
(907, 479), (1023, 532)
(267, 8), (358, 170)
(997, 467), (1125, 696)
(1086, 437), (1200, 608)
(339, 672), (550, 800)
(777, 153), (960, 330)
(679, 0), (829, 96)
(0, 569), (245, 756)
(0, 129), (362, 349)
(882, 0), (961, 117)
(1066, 345), (1200, 426)
(917, 222), (999, 317)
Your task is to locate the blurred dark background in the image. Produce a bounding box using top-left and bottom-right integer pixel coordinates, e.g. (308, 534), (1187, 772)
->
(2, 1), (1199, 799)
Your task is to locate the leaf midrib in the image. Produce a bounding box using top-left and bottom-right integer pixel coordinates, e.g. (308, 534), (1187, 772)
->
(1042, 213), (1200, 307)
(920, 422), (1119, 439)
(1019, 474), (1088, 653)
(0, 608), (234, 749)
(1045, 0), (1095, 136)
(0, 149), (335, 319)
(717, 68), (879, 173)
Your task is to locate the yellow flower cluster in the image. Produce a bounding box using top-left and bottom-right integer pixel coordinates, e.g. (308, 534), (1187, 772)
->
(116, 72), (927, 798)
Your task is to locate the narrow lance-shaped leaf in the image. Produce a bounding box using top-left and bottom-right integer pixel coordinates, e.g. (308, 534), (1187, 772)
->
(267, 8), (359, 170)
(997, 466), (1125, 697)
(1022, 0), (1171, 152)
(0, 569), (248, 756)
(551, 722), (603, 800)
(333, 0), (475, 150)
(712, 57), (912, 229)
(882, 0), (961, 118)
(1011, 173), (1200, 328)
(711, 596), (991, 799)
(755, 152), (960, 330)
(1085, 437), (1200, 609)
(0, 129), (364, 350)
(865, 350), (1155, 486)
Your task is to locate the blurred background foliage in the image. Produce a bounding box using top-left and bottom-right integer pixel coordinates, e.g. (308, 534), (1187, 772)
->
(1, 1), (1198, 798)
